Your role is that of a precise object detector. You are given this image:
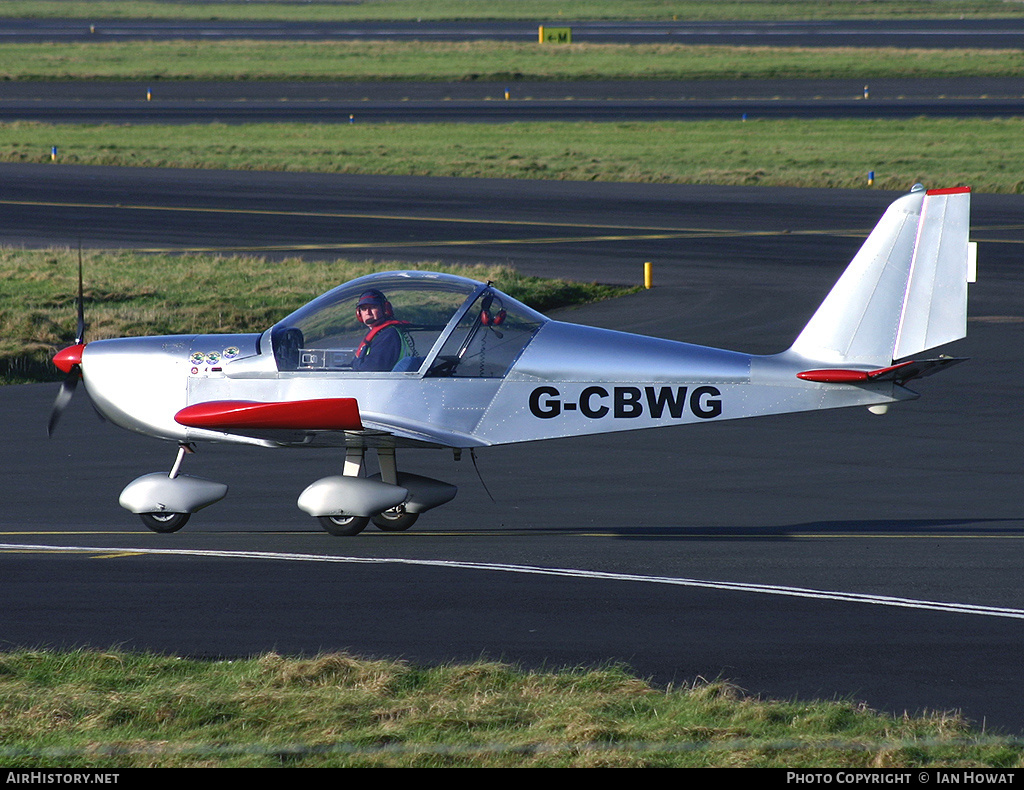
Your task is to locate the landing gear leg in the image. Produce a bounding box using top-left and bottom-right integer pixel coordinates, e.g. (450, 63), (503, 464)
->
(372, 447), (418, 531)
(168, 442), (192, 479)
(344, 445), (365, 479)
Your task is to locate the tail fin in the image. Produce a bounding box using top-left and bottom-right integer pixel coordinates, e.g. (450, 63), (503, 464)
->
(788, 185), (974, 367)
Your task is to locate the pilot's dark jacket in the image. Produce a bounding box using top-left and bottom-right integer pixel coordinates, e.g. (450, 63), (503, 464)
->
(352, 321), (412, 371)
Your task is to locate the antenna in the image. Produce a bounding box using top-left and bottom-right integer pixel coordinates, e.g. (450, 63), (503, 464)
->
(470, 449), (496, 504)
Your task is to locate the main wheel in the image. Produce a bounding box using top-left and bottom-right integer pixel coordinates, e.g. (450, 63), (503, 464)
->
(372, 509), (419, 532)
(140, 512), (190, 533)
(318, 514), (369, 536)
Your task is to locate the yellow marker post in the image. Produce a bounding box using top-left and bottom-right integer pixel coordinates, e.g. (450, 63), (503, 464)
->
(644, 262), (653, 289)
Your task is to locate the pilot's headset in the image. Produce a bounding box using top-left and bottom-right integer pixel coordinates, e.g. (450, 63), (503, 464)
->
(480, 293), (506, 326)
(356, 289), (394, 320)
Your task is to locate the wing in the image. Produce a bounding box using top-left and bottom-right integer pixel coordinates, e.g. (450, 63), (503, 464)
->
(174, 398), (485, 449)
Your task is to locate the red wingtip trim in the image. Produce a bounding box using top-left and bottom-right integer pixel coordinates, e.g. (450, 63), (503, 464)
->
(53, 343), (85, 374)
(797, 369), (869, 383)
(175, 398), (363, 431)
(926, 186), (971, 195)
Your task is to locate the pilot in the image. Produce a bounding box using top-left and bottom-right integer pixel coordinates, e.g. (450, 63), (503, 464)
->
(351, 289), (415, 371)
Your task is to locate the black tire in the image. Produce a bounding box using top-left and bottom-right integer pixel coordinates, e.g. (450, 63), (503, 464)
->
(140, 512), (190, 533)
(318, 515), (370, 536)
(372, 509), (419, 532)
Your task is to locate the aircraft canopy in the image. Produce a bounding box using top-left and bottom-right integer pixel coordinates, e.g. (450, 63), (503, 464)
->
(269, 271), (547, 378)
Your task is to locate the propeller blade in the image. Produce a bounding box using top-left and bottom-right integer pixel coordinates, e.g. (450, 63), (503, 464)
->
(75, 244), (86, 344)
(47, 370), (80, 437)
(47, 248), (90, 436)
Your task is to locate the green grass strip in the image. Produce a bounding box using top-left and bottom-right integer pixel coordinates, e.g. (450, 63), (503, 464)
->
(4, 0), (1022, 22)
(0, 649), (1018, 768)
(1, 40), (1023, 81)
(4, 118), (1020, 192)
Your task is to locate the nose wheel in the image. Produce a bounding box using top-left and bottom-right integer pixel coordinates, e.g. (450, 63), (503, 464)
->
(121, 443), (227, 533)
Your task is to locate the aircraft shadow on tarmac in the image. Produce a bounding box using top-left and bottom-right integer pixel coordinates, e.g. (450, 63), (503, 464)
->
(606, 518), (1024, 540)
(430, 517), (1024, 541)
(227, 517), (1024, 540)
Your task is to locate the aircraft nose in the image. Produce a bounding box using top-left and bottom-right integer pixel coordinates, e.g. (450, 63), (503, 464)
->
(53, 343), (85, 373)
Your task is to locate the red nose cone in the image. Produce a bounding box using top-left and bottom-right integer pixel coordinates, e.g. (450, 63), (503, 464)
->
(53, 343), (85, 374)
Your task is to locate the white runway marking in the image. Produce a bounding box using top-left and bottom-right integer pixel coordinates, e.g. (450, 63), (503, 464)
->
(5, 542), (1024, 621)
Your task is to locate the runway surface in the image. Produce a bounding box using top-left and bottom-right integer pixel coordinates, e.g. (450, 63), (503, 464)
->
(2, 18), (1024, 47)
(2, 165), (1024, 732)
(3, 14), (1022, 124)
(3, 78), (1022, 123)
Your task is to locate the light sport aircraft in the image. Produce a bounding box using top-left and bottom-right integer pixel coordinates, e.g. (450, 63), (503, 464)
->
(49, 185), (975, 535)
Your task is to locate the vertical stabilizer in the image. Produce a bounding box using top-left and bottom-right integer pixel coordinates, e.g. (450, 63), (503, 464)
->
(788, 186), (972, 367)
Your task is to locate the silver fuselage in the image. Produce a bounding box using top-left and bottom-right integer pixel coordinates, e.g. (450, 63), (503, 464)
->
(80, 319), (907, 451)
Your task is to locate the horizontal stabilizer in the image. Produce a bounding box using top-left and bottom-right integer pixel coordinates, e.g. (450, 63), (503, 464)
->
(797, 356), (966, 385)
(176, 398), (363, 431)
(789, 186), (972, 367)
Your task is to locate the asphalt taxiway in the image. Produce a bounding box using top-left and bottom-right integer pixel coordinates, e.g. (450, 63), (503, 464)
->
(3, 166), (1024, 733)
(3, 18), (1024, 47)
(3, 78), (1022, 123)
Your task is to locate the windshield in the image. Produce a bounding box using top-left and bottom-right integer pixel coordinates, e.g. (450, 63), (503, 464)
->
(269, 271), (546, 377)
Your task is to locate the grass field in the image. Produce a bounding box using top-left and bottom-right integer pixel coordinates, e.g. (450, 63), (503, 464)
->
(5, 117), (1018, 192)
(3, 40), (1024, 81)
(0, 649), (1020, 768)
